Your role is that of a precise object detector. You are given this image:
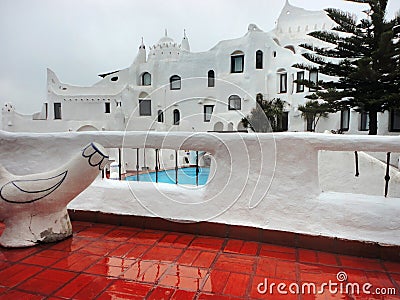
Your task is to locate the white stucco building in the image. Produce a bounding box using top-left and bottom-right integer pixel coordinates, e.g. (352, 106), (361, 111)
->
(2, 1), (400, 171)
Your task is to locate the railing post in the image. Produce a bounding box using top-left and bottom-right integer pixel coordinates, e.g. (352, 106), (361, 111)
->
(136, 148), (139, 182)
(354, 151), (359, 177)
(196, 151), (199, 186)
(384, 152), (391, 197)
(175, 150), (178, 184)
(118, 148), (122, 181)
(155, 149), (159, 183)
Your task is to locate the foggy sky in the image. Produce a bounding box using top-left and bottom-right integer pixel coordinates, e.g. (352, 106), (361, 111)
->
(0, 0), (399, 116)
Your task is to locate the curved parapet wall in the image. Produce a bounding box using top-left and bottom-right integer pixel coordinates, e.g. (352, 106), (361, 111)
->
(0, 140), (109, 247)
(0, 130), (399, 246)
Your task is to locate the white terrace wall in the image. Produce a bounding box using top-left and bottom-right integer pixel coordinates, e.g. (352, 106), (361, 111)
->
(0, 131), (399, 246)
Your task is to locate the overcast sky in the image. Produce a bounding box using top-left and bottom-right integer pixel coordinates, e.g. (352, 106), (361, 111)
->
(0, 0), (399, 116)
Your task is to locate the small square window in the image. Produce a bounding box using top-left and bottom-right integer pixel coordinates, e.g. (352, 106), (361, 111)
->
(139, 100), (151, 116)
(231, 55), (244, 73)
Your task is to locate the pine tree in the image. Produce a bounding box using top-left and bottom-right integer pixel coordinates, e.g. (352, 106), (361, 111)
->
(295, 0), (400, 135)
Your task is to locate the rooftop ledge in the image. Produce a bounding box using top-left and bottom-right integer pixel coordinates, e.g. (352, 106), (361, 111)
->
(0, 130), (399, 260)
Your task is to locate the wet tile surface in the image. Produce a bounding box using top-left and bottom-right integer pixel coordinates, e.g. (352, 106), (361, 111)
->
(0, 221), (399, 299)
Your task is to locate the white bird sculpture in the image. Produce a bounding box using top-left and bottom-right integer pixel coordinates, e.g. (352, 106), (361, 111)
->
(0, 142), (109, 247)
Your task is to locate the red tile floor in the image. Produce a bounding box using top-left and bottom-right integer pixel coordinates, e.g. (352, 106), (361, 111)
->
(0, 221), (399, 299)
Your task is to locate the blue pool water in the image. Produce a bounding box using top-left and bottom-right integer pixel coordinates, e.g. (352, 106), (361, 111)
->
(126, 167), (210, 185)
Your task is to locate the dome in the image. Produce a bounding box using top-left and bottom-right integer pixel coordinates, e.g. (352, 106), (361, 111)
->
(156, 29), (175, 46)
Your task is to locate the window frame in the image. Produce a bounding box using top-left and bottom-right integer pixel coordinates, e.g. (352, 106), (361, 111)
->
(173, 109), (180, 125)
(204, 105), (214, 122)
(279, 73), (288, 93)
(255, 50), (263, 69)
(389, 109), (400, 132)
(359, 111), (369, 131)
(207, 70), (215, 87)
(230, 55), (244, 73)
(139, 99), (152, 116)
(309, 69), (318, 92)
(340, 108), (350, 131)
(228, 95), (241, 110)
(157, 110), (164, 123)
(296, 71), (305, 93)
(54, 102), (62, 120)
(142, 72), (151, 86)
(170, 75), (181, 90)
(105, 102), (111, 113)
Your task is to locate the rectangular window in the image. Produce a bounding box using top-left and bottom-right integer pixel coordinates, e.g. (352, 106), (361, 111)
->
(390, 109), (400, 132)
(139, 99), (151, 116)
(359, 112), (369, 131)
(306, 116), (313, 132)
(279, 73), (287, 93)
(54, 103), (61, 120)
(231, 55), (244, 73)
(296, 71), (304, 92)
(309, 69), (318, 92)
(340, 109), (350, 131)
(105, 102), (110, 113)
(204, 105), (214, 122)
(281, 111), (289, 131)
(44, 103), (48, 119)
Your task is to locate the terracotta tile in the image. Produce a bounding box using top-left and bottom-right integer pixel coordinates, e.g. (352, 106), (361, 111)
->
(103, 227), (139, 241)
(198, 293), (236, 300)
(123, 261), (169, 283)
(223, 272), (250, 297)
(201, 270), (230, 294)
(142, 246), (183, 262)
(171, 289), (196, 300)
(390, 272), (400, 286)
(298, 249), (318, 263)
(190, 236), (224, 251)
(55, 273), (113, 299)
(166, 265), (208, 279)
(275, 260), (297, 281)
(339, 255), (384, 271)
(108, 242), (145, 258)
(177, 249), (201, 265)
(366, 271), (395, 287)
(52, 252), (101, 272)
(147, 286), (175, 300)
(255, 257), (276, 277)
(0, 247), (41, 262)
(75, 225), (114, 238)
(214, 253), (256, 274)
(0, 264), (44, 287)
(159, 274), (203, 291)
(192, 251), (218, 268)
(84, 263), (126, 277)
(17, 277), (66, 295)
(259, 250), (296, 261)
(129, 231), (165, 244)
(0, 261), (12, 271)
(317, 252), (339, 266)
(100, 279), (153, 297)
(224, 239), (243, 253)
(249, 276), (298, 300)
(77, 240), (121, 256)
(0, 290), (45, 299)
(260, 243), (296, 254)
(21, 254), (62, 267)
(384, 261), (400, 273)
(240, 241), (259, 255)
(48, 237), (90, 251)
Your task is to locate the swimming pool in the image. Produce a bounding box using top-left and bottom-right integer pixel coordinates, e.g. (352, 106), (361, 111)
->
(125, 167), (210, 185)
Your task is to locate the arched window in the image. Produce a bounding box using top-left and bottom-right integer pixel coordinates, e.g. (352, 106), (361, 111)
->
(208, 70), (215, 87)
(228, 95), (241, 110)
(170, 75), (181, 90)
(230, 50), (244, 73)
(256, 50), (263, 69)
(142, 72), (151, 86)
(138, 92), (151, 116)
(157, 110), (164, 123)
(173, 109), (180, 125)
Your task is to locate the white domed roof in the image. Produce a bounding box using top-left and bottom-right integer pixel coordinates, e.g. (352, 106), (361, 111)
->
(157, 29), (175, 46)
